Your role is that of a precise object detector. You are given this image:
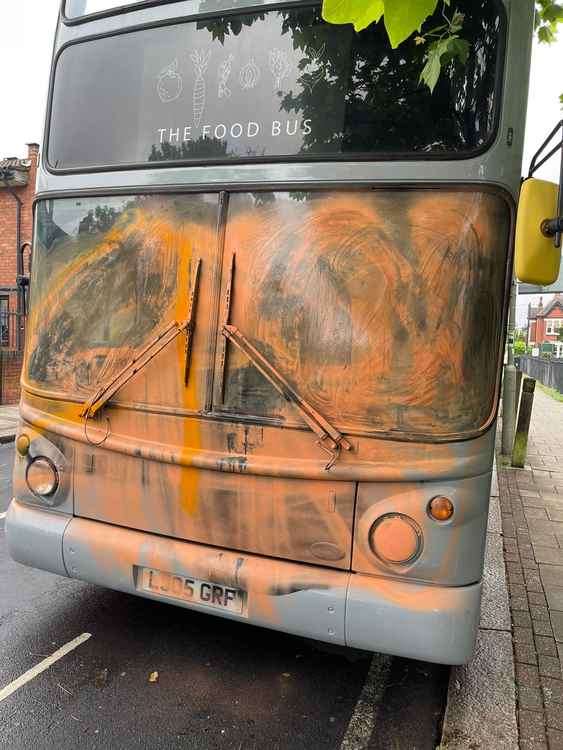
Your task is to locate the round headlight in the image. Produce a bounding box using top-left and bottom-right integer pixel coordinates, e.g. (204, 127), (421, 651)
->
(369, 513), (422, 565)
(26, 456), (59, 498)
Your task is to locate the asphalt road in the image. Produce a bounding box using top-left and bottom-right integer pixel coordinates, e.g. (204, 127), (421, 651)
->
(0, 443), (450, 749)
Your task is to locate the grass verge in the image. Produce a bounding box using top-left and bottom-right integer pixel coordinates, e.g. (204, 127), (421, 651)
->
(536, 381), (563, 402)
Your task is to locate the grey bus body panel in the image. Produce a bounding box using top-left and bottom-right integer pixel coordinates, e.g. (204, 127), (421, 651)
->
(18, 403), (497, 484)
(7, 499), (481, 664)
(346, 575), (481, 664)
(6, 499), (71, 577)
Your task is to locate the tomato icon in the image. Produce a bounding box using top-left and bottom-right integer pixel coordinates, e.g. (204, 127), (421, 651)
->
(157, 59), (183, 103)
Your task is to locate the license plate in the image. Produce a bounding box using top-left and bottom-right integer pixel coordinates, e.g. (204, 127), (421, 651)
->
(138, 567), (246, 615)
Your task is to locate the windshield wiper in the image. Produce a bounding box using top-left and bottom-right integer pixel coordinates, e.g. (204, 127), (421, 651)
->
(221, 323), (353, 470)
(80, 258), (201, 419)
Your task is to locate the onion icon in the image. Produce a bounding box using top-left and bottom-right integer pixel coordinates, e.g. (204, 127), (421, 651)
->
(239, 58), (261, 90)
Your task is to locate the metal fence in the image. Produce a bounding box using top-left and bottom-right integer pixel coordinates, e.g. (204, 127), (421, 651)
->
(0, 311), (26, 351)
(518, 355), (563, 394)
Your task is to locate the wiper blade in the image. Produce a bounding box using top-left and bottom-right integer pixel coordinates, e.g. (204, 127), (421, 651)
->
(81, 319), (185, 418)
(184, 257), (202, 386)
(80, 258), (202, 419)
(221, 323), (353, 470)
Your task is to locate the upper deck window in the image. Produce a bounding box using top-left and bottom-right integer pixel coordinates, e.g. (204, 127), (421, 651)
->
(48, 1), (504, 171)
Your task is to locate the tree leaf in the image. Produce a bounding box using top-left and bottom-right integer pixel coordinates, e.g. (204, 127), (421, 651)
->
(322, 0), (384, 32)
(419, 35), (467, 93)
(383, 0), (439, 48)
(447, 37), (469, 64)
(542, 4), (563, 23)
(419, 41), (443, 92)
(449, 10), (465, 34)
(538, 24), (555, 42)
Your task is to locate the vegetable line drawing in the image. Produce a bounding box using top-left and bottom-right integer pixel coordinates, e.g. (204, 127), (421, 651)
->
(304, 43), (326, 92)
(239, 58), (261, 90)
(269, 49), (292, 90)
(218, 54), (234, 99)
(156, 59), (183, 103)
(190, 49), (211, 127)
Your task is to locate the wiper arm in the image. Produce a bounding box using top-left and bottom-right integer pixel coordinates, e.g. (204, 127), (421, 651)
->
(221, 323), (353, 470)
(80, 258), (201, 419)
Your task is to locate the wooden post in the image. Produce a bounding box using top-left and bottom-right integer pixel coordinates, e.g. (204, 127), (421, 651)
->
(511, 377), (536, 468)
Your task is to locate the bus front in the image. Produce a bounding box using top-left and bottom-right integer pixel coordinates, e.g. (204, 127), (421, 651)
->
(7, 0), (533, 664)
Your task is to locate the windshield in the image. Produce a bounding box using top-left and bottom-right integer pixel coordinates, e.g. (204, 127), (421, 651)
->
(27, 189), (510, 440)
(49, 1), (504, 170)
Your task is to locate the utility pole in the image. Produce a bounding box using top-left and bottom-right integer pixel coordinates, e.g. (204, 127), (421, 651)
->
(502, 278), (517, 454)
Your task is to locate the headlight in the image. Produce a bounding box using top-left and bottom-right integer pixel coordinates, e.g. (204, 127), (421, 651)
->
(26, 456), (59, 499)
(369, 513), (422, 565)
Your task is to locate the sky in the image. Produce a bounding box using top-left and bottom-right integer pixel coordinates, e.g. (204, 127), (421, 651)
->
(0, 0), (561, 329)
(0, 1), (60, 155)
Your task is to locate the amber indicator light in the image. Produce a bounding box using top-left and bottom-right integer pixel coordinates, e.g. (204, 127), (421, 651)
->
(428, 496), (454, 522)
(16, 434), (30, 456)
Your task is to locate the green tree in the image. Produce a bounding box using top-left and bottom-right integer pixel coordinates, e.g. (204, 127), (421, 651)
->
(322, 1), (563, 92)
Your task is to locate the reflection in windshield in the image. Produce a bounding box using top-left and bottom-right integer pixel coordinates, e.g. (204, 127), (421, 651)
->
(274, 0), (501, 155)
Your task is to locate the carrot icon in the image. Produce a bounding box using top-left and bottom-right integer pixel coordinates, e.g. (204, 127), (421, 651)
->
(190, 49), (211, 128)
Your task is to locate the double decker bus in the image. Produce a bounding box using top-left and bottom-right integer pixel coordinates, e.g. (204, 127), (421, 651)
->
(6, 0), (540, 664)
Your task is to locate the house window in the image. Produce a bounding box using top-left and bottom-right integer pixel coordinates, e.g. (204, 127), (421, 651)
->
(546, 318), (563, 335)
(0, 297), (9, 347)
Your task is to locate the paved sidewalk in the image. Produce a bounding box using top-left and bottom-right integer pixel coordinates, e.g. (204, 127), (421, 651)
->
(442, 460), (517, 749)
(0, 404), (18, 443)
(499, 387), (563, 750)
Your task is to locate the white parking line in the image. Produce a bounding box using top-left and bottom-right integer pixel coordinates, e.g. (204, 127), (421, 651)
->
(0, 633), (92, 703)
(340, 654), (392, 750)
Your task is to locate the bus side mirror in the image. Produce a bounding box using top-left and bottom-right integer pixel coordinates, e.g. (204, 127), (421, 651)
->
(515, 120), (563, 286)
(514, 178), (560, 285)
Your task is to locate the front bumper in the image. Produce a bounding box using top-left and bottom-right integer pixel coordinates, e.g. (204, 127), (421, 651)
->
(6, 499), (481, 664)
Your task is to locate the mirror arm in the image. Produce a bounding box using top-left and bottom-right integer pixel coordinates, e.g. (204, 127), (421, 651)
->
(529, 120), (563, 249)
(529, 120), (562, 178)
(558, 138), (563, 249)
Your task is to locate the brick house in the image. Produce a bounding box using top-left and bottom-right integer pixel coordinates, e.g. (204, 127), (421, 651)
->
(0, 143), (38, 403)
(527, 293), (563, 356)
